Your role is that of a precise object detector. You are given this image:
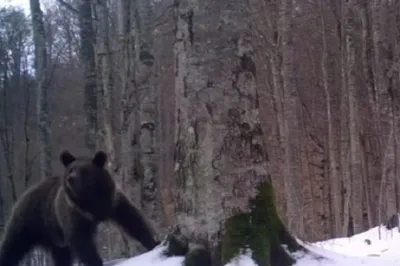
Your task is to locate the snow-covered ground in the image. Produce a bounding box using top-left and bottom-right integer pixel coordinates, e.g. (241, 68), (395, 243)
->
(111, 225), (400, 266)
(294, 225), (400, 266)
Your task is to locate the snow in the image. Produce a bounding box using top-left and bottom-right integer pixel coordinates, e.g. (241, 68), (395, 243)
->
(224, 253), (258, 266)
(111, 246), (184, 266)
(0, 0), (30, 14)
(111, 225), (400, 266)
(293, 226), (400, 266)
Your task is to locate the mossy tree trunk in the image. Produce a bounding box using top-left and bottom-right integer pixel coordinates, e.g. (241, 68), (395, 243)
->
(221, 181), (303, 266)
(169, 0), (304, 265)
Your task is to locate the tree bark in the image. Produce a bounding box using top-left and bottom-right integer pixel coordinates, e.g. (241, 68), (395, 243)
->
(30, 0), (51, 179)
(117, 0), (139, 255)
(78, 0), (98, 151)
(394, 1), (400, 215)
(337, 0), (351, 237)
(135, 0), (165, 234)
(319, 0), (341, 237)
(98, 0), (117, 170)
(0, 53), (17, 201)
(280, 0), (304, 238)
(172, 1), (302, 265)
(372, 0), (398, 224)
(345, 0), (364, 234)
(359, 0), (377, 228)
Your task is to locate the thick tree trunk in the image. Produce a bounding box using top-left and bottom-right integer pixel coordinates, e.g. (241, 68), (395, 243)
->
(30, 0), (51, 180)
(172, 1), (303, 265)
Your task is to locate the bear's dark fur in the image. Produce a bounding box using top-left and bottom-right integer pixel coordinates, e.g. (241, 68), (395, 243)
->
(0, 150), (159, 266)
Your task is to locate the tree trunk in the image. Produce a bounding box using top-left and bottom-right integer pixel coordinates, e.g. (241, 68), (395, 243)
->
(0, 187), (3, 227)
(359, 0), (377, 228)
(0, 60), (17, 201)
(345, 0), (364, 234)
(117, 0), (134, 187)
(117, 0), (140, 255)
(98, 0), (117, 170)
(135, 0), (165, 234)
(394, 2), (400, 214)
(374, 0), (398, 224)
(319, 0), (341, 236)
(30, 0), (51, 180)
(338, 0), (351, 237)
(78, 0), (98, 151)
(172, 1), (302, 265)
(280, 0), (304, 238)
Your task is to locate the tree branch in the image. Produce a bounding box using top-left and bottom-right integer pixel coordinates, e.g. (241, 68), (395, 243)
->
(56, 0), (78, 14)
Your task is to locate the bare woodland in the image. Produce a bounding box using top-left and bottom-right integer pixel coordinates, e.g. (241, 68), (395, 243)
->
(0, 0), (400, 264)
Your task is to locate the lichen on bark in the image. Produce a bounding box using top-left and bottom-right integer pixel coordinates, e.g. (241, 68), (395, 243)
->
(221, 181), (302, 266)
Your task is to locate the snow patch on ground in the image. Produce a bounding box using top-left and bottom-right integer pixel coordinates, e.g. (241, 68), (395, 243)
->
(113, 225), (400, 266)
(114, 246), (184, 266)
(295, 226), (400, 266)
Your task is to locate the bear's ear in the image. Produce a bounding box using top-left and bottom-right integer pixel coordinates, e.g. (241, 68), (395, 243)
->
(92, 151), (107, 168)
(60, 150), (76, 167)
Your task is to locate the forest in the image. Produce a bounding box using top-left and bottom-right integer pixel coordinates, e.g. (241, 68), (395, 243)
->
(0, 0), (399, 265)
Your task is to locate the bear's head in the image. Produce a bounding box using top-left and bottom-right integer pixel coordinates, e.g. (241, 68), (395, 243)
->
(60, 150), (116, 217)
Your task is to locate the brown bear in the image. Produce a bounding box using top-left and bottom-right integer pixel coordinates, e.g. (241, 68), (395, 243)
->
(0, 150), (159, 266)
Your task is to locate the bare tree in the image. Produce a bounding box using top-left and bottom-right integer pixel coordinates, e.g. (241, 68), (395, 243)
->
(0, 8), (36, 228)
(0, 27), (17, 201)
(345, 0), (364, 234)
(30, 0), (52, 180)
(98, 0), (117, 168)
(359, 0), (376, 229)
(78, 0), (98, 151)
(319, 0), (341, 236)
(28, 3), (53, 266)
